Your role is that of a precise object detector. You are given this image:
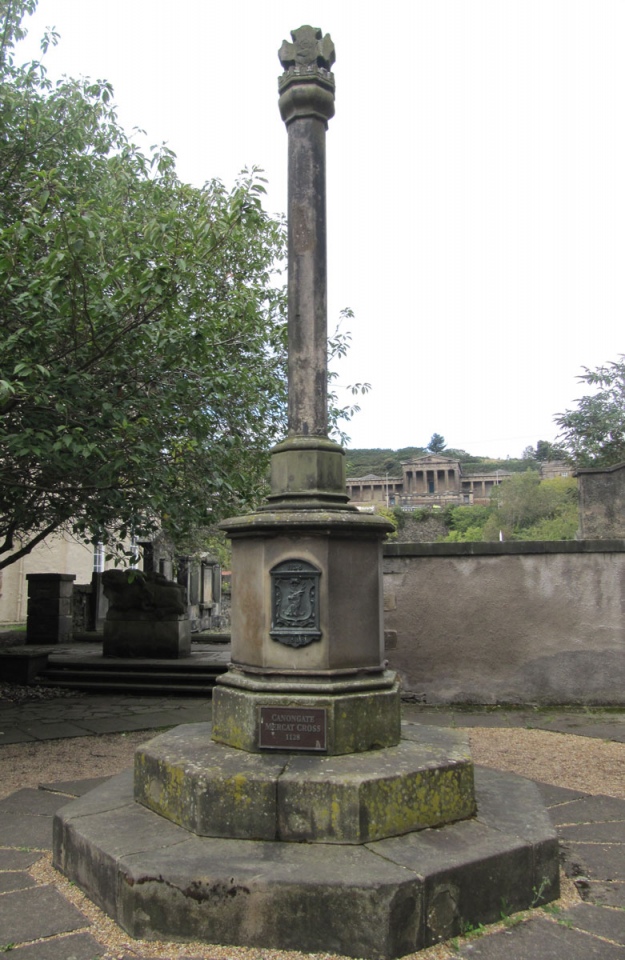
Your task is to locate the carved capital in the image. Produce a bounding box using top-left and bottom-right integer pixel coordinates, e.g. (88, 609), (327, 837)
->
(279, 25), (335, 71)
(278, 25), (336, 124)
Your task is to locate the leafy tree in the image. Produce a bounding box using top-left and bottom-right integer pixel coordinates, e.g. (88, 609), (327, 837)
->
(535, 439), (566, 462)
(427, 433), (446, 454)
(489, 471), (546, 529)
(441, 505), (492, 542)
(0, 1), (289, 570)
(555, 358), (625, 467)
(485, 473), (577, 541)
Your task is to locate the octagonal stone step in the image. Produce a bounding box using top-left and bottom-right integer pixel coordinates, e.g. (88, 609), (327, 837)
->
(134, 721), (475, 844)
(53, 760), (560, 959)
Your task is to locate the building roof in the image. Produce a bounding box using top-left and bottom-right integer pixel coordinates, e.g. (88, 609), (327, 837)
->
(400, 454), (459, 466)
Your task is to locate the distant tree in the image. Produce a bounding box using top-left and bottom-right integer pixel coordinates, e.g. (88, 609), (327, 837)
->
(555, 358), (625, 467)
(440, 505), (493, 542)
(444, 448), (479, 463)
(521, 445), (537, 461)
(535, 440), (567, 462)
(427, 433), (446, 454)
(485, 472), (577, 540)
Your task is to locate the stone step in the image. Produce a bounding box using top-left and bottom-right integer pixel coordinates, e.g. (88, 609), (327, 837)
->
(36, 678), (219, 696)
(39, 667), (223, 683)
(33, 641), (230, 695)
(42, 659), (228, 674)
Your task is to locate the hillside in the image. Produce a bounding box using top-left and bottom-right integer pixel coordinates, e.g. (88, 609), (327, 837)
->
(345, 447), (536, 477)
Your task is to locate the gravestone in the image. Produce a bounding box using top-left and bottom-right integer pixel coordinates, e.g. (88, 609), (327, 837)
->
(26, 573), (75, 645)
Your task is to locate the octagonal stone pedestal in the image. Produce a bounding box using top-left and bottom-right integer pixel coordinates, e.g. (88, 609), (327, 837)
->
(53, 722), (560, 959)
(134, 721), (475, 844)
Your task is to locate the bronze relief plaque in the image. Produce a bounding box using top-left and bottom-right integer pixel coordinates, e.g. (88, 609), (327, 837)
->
(270, 559), (321, 648)
(259, 706), (327, 751)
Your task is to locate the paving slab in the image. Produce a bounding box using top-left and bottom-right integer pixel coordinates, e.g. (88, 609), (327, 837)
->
(76, 715), (171, 734)
(0, 727), (36, 744)
(39, 777), (110, 797)
(531, 720), (625, 743)
(5, 932), (104, 959)
(0, 884), (89, 943)
(455, 915), (625, 958)
(0, 788), (75, 817)
(549, 794), (625, 826)
(400, 708), (458, 726)
(0, 813), (53, 850)
(559, 820), (625, 842)
(559, 902), (625, 945)
(473, 767), (557, 844)
(0, 870), (36, 892)
(581, 880), (625, 908)
(534, 781), (590, 807)
(17, 721), (94, 740)
(563, 841), (625, 882)
(0, 847), (42, 869)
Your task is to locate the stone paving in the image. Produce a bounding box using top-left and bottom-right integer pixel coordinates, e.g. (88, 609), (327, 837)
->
(0, 694), (213, 745)
(0, 698), (623, 958)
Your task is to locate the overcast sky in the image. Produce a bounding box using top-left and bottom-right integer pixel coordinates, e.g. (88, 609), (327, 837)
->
(16, 1), (625, 458)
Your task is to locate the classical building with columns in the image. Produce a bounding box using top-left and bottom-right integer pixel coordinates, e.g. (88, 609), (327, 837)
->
(346, 454), (511, 508)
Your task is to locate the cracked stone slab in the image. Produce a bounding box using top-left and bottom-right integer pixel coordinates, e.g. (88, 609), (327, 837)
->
(118, 834), (422, 958)
(39, 777), (110, 797)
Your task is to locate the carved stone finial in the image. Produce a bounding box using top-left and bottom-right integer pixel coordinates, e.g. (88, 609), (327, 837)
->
(279, 25), (335, 72)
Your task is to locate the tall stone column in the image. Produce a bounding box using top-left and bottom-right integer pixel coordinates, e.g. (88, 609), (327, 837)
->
(268, 26), (347, 508)
(280, 26), (334, 439)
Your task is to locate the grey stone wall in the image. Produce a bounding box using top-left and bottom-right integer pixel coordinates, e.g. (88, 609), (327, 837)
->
(383, 540), (625, 705)
(577, 463), (625, 538)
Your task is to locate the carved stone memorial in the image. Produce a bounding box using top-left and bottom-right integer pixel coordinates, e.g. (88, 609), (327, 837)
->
(53, 27), (559, 959)
(101, 569), (190, 658)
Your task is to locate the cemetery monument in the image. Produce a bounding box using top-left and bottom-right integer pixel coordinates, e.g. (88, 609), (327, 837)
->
(53, 27), (559, 958)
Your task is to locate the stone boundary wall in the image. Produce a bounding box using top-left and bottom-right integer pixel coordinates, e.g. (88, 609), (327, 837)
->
(383, 540), (625, 705)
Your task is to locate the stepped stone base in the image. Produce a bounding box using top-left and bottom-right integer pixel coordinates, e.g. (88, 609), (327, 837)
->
(134, 721), (475, 843)
(53, 722), (560, 959)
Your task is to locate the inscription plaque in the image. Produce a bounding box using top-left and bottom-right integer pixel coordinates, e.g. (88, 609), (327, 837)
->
(270, 559), (321, 648)
(259, 706), (327, 751)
